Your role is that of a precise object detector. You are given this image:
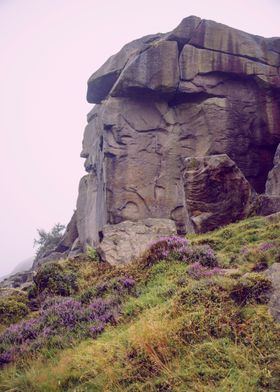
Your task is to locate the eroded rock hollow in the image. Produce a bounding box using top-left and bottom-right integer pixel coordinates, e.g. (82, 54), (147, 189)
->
(55, 16), (280, 265)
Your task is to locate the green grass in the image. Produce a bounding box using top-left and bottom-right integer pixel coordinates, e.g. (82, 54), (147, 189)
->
(0, 216), (280, 391)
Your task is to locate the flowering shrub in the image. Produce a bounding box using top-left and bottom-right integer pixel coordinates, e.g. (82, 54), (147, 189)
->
(0, 350), (14, 365)
(0, 274), (135, 366)
(143, 236), (218, 267)
(258, 242), (275, 252)
(188, 262), (224, 280)
(190, 245), (218, 267)
(40, 298), (85, 329)
(118, 277), (136, 290)
(80, 277), (136, 304)
(144, 236), (190, 266)
(89, 322), (105, 338)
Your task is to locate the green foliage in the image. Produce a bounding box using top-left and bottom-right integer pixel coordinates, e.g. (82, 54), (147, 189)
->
(33, 262), (78, 297)
(1, 216), (280, 391)
(86, 245), (99, 261)
(0, 299), (29, 325)
(34, 223), (65, 262)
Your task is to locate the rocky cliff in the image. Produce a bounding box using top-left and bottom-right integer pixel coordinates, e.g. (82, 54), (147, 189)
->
(49, 16), (280, 265)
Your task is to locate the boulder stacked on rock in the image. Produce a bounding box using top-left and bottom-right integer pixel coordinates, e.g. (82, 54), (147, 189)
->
(41, 16), (280, 265)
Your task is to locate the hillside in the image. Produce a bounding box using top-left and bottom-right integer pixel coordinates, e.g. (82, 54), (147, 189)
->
(0, 216), (280, 391)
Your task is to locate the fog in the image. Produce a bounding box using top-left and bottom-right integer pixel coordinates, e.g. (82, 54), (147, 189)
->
(0, 0), (279, 277)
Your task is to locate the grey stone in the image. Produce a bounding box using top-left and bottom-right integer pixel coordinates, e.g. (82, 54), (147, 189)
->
(266, 263), (280, 323)
(111, 40), (180, 98)
(254, 195), (280, 216)
(0, 270), (34, 289)
(165, 15), (201, 48)
(183, 155), (253, 233)
(189, 19), (280, 67)
(266, 145), (280, 196)
(56, 17), (280, 262)
(55, 211), (79, 253)
(97, 218), (177, 265)
(87, 33), (163, 103)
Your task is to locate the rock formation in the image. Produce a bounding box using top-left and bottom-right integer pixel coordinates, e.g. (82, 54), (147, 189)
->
(183, 155), (253, 233)
(44, 16), (280, 265)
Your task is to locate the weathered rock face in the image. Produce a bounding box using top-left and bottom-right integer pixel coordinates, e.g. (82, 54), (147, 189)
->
(55, 16), (280, 265)
(183, 155), (253, 232)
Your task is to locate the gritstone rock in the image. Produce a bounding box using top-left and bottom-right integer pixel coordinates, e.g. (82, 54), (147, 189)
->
(46, 16), (280, 265)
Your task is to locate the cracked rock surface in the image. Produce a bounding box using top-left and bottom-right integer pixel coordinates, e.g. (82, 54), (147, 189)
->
(47, 16), (280, 265)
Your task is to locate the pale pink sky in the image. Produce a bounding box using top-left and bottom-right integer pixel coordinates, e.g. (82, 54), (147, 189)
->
(0, 0), (279, 276)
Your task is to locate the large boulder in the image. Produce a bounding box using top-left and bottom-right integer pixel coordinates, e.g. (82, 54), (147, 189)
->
(87, 33), (164, 103)
(97, 218), (177, 265)
(183, 155), (253, 232)
(52, 17), (280, 265)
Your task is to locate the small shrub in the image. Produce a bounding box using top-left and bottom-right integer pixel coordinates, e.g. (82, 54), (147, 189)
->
(251, 259), (269, 272)
(89, 322), (105, 338)
(188, 262), (224, 280)
(259, 242), (275, 252)
(86, 246), (99, 261)
(27, 284), (39, 300)
(142, 237), (218, 268)
(80, 288), (96, 304)
(33, 262), (78, 297)
(0, 299), (29, 325)
(230, 273), (272, 305)
(143, 236), (190, 266)
(0, 351), (14, 365)
(34, 223), (65, 263)
(190, 245), (218, 267)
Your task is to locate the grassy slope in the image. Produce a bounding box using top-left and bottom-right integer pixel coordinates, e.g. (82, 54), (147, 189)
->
(1, 216), (280, 391)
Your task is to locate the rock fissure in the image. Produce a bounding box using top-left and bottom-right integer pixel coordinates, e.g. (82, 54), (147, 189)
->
(187, 42), (280, 69)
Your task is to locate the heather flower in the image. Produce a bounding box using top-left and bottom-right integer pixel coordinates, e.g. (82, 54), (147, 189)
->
(87, 298), (112, 320)
(145, 236), (190, 265)
(118, 277), (136, 290)
(191, 245), (218, 267)
(89, 322), (105, 338)
(40, 298), (84, 328)
(259, 242), (274, 252)
(0, 351), (14, 365)
(188, 262), (224, 280)
(1, 317), (40, 345)
(95, 282), (108, 296)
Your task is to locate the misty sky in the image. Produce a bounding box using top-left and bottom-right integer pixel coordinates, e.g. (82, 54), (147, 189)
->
(0, 0), (279, 277)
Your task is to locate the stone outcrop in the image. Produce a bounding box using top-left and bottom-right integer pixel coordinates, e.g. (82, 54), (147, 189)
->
(183, 155), (253, 232)
(0, 270), (34, 290)
(266, 263), (280, 323)
(48, 16), (280, 265)
(97, 218), (177, 265)
(266, 144), (280, 196)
